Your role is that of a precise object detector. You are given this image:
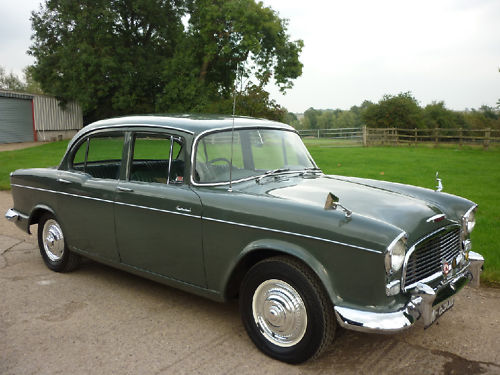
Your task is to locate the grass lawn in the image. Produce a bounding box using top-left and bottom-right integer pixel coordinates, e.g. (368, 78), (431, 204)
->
(1, 140), (499, 285)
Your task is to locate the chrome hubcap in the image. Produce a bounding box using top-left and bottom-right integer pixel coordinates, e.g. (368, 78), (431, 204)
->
(252, 279), (307, 347)
(42, 219), (64, 261)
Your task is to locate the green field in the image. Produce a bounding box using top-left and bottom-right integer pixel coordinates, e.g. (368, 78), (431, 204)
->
(1, 140), (499, 284)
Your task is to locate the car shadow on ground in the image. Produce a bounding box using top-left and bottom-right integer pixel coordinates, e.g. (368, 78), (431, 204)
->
(70, 258), (496, 375)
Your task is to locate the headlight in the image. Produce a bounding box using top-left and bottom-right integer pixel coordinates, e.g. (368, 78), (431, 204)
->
(462, 206), (477, 235)
(385, 233), (407, 274)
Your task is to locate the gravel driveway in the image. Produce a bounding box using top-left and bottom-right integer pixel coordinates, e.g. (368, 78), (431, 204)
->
(1, 190), (499, 375)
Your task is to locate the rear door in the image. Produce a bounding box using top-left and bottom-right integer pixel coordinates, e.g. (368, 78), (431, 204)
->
(56, 131), (125, 261)
(114, 131), (205, 286)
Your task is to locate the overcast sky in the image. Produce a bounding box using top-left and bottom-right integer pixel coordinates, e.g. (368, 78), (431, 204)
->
(1, 0), (499, 113)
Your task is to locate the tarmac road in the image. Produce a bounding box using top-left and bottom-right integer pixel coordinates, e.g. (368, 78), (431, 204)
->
(1, 190), (499, 375)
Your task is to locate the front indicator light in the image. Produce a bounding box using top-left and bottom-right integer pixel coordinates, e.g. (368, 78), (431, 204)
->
(386, 280), (401, 296)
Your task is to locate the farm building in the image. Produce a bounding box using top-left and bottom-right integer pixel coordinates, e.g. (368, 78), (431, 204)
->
(0, 90), (83, 144)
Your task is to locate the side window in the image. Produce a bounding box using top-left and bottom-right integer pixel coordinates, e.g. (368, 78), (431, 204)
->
(71, 132), (125, 179)
(130, 133), (184, 184)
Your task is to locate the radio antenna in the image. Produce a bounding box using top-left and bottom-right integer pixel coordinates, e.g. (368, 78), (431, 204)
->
(229, 63), (240, 192)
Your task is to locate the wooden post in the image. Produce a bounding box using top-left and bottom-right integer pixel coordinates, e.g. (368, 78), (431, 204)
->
(459, 128), (463, 148)
(434, 127), (438, 147)
(484, 128), (490, 150)
(362, 126), (367, 147)
(317, 129), (320, 139)
(414, 128), (417, 147)
(395, 128), (399, 146)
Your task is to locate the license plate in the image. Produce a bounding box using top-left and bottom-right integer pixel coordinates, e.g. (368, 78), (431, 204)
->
(426, 298), (455, 328)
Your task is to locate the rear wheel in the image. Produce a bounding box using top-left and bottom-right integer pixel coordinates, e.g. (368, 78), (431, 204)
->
(38, 213), (80, 272)
(240, 256), (336, 364)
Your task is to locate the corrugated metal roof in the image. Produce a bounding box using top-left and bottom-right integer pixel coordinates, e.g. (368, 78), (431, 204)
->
(0, 89), (34, 100)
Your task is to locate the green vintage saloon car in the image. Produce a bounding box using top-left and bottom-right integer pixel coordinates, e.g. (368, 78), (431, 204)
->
(6, 115), (484, 363)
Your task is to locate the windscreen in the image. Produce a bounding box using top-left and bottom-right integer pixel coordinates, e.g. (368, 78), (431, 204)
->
(194, 129), (315, 183)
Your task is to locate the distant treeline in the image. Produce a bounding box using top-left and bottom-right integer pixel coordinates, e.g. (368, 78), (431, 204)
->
(285, 92), (500, 130)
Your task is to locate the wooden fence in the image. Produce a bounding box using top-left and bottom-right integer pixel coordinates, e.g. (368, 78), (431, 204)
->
(298, 127), (500, 149)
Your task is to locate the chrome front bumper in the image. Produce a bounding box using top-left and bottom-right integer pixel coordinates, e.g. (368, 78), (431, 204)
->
(334, 251), (484, 333)
(5, 208), (20, 222)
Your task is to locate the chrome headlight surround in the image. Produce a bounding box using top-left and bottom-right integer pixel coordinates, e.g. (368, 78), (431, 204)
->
(462, 205), (477, 237)
(385, 232), (407, 274)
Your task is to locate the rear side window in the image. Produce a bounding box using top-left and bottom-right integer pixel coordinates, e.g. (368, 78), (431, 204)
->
(71, 132), (125, 179)
(130, 133), (184, 184)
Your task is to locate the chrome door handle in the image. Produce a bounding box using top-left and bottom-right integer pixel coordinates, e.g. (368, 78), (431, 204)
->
(57, 178), (71, 184)
(176, 206), (191, 213)
(117, 187), (134, 192)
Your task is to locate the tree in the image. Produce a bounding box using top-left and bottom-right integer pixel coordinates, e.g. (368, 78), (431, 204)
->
(362, 92), (424, 129)
(29, 0), (303, 122)
(303, 108), (320, 129)
(0, 66), (25, 91)
(422, 101), (461, 129)
(0, 65), (43, 94)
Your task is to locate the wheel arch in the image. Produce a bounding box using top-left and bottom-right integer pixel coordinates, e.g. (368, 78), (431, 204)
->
(223, 239), (337, 305)
(28, 204), (57, 233)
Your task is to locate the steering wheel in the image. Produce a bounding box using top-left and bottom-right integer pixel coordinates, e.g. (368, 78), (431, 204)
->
(207, 158), (231, 166)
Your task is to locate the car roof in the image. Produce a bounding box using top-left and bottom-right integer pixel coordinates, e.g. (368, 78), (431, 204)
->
(81, 114), (294, 137)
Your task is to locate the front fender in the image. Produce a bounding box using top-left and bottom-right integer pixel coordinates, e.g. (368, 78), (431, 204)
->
(223, 238), (339, 306)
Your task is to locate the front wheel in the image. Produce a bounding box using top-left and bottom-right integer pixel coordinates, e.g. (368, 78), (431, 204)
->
(38, 213), (80, 272)
(240, 256), (336, 364)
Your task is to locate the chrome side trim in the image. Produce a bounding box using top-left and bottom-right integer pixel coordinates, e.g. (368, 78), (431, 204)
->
(203, 216), (380, 253)
(114, 201), (199, 219)
(11, 184), (200, 219)
(11, 184), (115, 204)
(12, 183), (380, 253)
(5, 208), (19, 222)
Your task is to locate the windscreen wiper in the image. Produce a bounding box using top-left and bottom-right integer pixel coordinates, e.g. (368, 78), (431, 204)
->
(301, 167), (323, 175)
(256, 168), (290, 183)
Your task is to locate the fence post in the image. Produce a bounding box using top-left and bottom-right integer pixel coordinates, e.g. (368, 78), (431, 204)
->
(434, 127), (439, 147)
(459, 128), (463, 148)
(395, 128), (399, 145)
(484, 128), (490, 150)
(414, 128), (417, 146)
(317, 129), (320, 139)
(362, 126), (367, 147)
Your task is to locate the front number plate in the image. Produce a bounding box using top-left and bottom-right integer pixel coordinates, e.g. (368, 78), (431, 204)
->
(427, 298), (455, 328)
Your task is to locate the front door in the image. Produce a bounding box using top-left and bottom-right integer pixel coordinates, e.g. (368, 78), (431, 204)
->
(114, 132), (205, 287)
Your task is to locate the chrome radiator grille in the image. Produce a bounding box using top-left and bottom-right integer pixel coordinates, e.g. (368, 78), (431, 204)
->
(403, 227), (461, 288)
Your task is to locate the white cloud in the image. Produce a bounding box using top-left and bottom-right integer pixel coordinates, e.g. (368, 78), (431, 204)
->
(263, 0), (500, 111)
(1, 0), (498, 112)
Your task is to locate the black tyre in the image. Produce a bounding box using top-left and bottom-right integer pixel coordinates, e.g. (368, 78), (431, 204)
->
(240, 256), (336, 364)
(38, 213), (80, 272)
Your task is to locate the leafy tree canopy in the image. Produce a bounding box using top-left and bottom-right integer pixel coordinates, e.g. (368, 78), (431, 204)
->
(29, 0), (303, 123)
(362, 92), (424, 129)
(0, 65), (44, 94)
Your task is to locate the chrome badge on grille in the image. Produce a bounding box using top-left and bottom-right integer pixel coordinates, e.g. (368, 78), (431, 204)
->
(442, 262), (451, 276)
